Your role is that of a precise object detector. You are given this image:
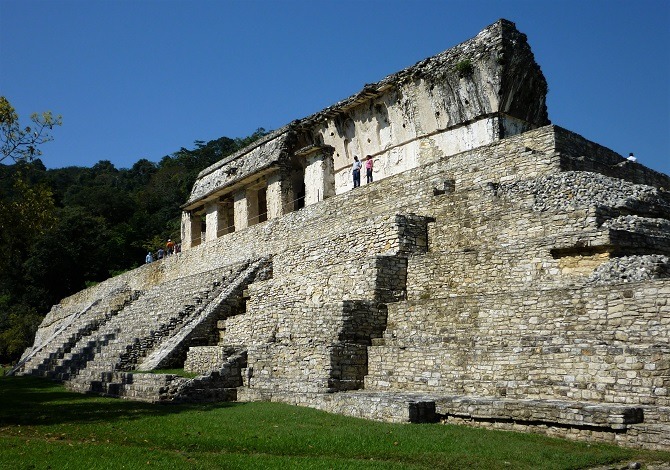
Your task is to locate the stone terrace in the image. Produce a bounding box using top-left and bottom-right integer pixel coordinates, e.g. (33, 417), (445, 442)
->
(15, 124), (670, 451)
(209, 125), (668, 450)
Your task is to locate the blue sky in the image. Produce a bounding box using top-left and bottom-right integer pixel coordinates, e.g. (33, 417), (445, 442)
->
(1, 0), (669, 176)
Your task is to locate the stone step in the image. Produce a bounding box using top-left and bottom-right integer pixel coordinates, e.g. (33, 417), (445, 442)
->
(435, 395), (644, 430)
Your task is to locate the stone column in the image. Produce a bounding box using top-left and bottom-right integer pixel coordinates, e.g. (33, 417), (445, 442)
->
(181, 211), (192, 250)
(267, 170), (293, 219)
(205, 201), (219, 242)
(246, 188), (260, 227)
(219, 198), (235, 235)
(233, 190), (248, 231)
(233, 188), (261, 230)
(297, 145), (335, 207)
(181, 210), (201, 250)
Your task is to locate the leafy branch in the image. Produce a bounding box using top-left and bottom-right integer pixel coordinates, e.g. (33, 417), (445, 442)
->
(1, 96), (62, 164)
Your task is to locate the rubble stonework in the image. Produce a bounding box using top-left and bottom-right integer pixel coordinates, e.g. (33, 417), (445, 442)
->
(11, 19), (670, 451)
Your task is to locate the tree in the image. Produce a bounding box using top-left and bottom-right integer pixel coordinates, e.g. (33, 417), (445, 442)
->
(0, 301), (44, 363)
(0, 96), (62, 164)
(0, 172), (58, 303)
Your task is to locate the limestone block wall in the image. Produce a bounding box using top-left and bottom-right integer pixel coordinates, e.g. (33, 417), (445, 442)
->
(26, 125), (664, 356)
(554, 128), (670, 189)
(25, 125), (668, 377)
(240, 306), (385, 393)
(219, 216), (425, 393)
(365, 281), (670, 405)
(229, 124), (667, 448)
(405, 183), (670, 299)
(354, 126), (670, 411)
(184, 345), (244, 376)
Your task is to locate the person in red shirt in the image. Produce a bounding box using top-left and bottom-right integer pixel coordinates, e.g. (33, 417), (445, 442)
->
(365, 155), (374, 183)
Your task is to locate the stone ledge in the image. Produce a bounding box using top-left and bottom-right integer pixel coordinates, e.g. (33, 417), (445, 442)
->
(236, 389), (644, 431)
(435, 396), (644, 430)
(236, 388), (438, 423)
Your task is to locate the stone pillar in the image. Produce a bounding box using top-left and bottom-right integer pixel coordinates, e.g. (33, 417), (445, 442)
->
(181, 211), (192, 250)
(219, 198), (235, 235)
(205, 201), (219, 242)
(233, 188), (261, 230)
(267, 170), (293, 219)
(233, 190), (248, 231)
(181, 210), (201, 250)
(297, 145), (335, 206)
(246, 188), (260, 227)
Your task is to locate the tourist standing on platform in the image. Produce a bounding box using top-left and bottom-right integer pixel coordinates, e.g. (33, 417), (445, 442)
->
(352, 156), (362, 188)
(145, 252), (153, 264)
(365, 155), (374, 183)
(166, 239), (175, 255)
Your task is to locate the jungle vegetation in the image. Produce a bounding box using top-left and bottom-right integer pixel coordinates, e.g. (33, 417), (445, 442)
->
(0, 114), (268, 363)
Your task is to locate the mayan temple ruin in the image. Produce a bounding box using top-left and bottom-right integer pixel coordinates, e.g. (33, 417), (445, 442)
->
(10, 19), (670, 450)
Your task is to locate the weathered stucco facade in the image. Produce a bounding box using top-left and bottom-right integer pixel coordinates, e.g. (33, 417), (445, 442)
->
(12, 20), (670, 451)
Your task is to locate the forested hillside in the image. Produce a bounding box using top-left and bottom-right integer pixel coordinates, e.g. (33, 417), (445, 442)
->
(0, 128), (268, 364)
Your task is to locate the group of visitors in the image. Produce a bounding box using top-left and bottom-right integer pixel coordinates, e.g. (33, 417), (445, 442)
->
(352, 155), (374, 188)
(145, 239), (181, 264)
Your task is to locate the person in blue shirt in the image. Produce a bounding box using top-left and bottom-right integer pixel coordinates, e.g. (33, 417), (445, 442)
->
(352, 156), (362, 188)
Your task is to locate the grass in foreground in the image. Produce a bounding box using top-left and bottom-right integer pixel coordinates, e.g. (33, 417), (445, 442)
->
(1, 374), (668, 469)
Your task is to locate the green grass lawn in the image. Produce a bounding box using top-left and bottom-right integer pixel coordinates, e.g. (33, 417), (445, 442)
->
(1, 374), (668, 469)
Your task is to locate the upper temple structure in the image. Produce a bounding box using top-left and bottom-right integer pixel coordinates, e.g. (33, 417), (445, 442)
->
(11, 20), (670, 451)
(179, 19), (549, 247)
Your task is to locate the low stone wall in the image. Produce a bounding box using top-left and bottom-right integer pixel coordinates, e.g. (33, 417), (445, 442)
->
(235, 389), (668, 450)
(441, 404), (670, 451)
(80, 371), (239, 403)
(184, 346), (243, 375)
(236, 389), (439, 423)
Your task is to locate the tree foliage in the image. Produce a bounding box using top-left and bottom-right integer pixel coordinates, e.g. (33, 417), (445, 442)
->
(0, 127), (269, 364)
(0, 96), (62, 164)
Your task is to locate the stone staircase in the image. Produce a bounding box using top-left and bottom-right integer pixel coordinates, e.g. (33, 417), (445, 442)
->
(13, 258), (271, 402)
(62, 259), (269, 397)
(10, 289), (140, 378)
(80, 348), (248, 403)
(136, 257), (272, 371)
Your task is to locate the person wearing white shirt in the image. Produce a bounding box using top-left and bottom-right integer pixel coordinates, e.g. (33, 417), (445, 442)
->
(352, 156), (362, 188)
